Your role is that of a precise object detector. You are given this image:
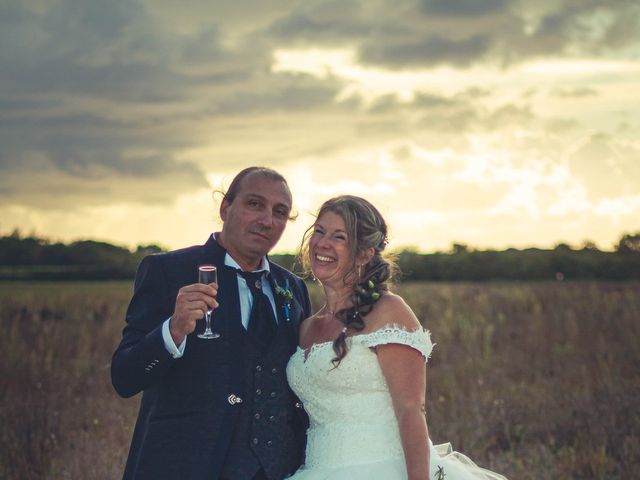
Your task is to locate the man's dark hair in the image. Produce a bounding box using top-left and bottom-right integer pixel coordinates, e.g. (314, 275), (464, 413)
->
(223, 166), (288, 204)
(221, 166), (297, 220)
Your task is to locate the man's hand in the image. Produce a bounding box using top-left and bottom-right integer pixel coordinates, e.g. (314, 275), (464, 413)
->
(170, 283), (218, 345)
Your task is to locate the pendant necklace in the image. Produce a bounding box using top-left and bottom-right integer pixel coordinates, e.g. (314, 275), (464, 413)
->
(320, 304), (348, 335)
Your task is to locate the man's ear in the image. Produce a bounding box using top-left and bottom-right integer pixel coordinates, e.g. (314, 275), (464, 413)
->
(219, 199), (229, 222)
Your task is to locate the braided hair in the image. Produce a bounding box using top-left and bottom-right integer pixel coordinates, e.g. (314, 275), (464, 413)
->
(299, 195), (397, 367)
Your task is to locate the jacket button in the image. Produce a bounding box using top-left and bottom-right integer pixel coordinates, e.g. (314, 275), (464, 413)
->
(270, 392), (276, 398)
(256, 365), (262, 372)
(271, 367), (277, 374)
(255, 389), (262, 395)
(254, 413), (261, 420)
(267, 440), (273, 447)
(269, 415), (275, 422)
(295, 402), (303, 408)
(252, 438), (259, 445)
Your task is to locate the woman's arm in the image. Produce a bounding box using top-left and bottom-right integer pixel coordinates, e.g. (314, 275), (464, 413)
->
(378, 342), (430, 480)
(373, 295), (430, 480)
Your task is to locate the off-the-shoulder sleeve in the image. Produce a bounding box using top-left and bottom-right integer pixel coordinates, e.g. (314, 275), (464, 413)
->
(354, 325), (434, 362)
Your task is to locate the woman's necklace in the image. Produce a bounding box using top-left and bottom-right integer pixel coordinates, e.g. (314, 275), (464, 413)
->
(319, 303), (338, 317)
(319, 303), (349, 335)
(320, 290), (352, 318)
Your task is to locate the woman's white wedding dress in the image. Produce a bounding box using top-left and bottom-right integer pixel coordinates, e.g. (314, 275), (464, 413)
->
(286, 325), (508, 479)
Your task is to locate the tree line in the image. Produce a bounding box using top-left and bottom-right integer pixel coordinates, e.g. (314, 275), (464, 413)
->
(1, 230), (639, 281)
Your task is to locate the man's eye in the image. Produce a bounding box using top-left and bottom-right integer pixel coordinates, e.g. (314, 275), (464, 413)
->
(275, 209), (288, 218)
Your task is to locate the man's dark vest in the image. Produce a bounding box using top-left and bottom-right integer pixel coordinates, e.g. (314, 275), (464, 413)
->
(221, 316), (301, 480)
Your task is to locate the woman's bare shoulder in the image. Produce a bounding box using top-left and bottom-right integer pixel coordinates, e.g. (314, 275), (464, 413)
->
(364, 292), (421, 333)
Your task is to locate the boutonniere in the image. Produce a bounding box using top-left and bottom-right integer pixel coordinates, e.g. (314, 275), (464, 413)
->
(274, 279), (293, 322)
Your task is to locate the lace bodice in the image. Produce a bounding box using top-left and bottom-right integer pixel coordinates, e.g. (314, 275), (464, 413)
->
(286, 325), (433, 469)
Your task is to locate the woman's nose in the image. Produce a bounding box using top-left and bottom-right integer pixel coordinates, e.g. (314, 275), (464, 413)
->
(315, 234), (331, 248)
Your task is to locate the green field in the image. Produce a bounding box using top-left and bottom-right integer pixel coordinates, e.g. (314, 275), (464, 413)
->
(1, 280), (638, 479)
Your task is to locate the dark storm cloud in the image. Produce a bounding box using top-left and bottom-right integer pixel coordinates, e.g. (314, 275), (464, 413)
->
(360, 34), (492, 68)
(265, 0), (640, 68)
(210, 73), (343, 115)
(363, 89), (535, 135)
(0, 0), (266, 206)
(419, 0), (509, 17)
(0, 0), (250, 100)
(268, 4), (371, 42)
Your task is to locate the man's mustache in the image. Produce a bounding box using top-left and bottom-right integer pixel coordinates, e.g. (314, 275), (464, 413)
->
(249, 226), (272, 237)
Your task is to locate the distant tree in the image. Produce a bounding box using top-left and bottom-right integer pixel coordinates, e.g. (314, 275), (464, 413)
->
(451, 243), (469, 254)
(580, 240), (600, 251)
(554, 242), (573, 251)
(616, 232), (640, 253)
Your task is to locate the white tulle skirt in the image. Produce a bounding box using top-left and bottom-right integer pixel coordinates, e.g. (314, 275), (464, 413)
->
(288, 441), (508, 480)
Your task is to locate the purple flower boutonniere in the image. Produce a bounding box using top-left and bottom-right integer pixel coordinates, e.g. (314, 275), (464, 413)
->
(275, 279), (293, 322)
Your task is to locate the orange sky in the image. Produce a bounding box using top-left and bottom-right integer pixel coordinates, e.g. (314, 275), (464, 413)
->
(1, 0), (639, 253)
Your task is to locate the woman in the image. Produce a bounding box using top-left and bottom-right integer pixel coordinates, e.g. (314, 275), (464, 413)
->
(286, 195), (508, 480)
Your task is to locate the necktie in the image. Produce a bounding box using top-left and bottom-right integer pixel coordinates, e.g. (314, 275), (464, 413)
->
(237, 270), (277, 349)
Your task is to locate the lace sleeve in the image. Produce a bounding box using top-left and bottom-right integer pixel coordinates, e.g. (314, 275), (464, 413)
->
(353, 325), (434, 362)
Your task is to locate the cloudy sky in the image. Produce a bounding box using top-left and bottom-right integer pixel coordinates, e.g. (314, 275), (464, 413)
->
(1, 0), (639, 253)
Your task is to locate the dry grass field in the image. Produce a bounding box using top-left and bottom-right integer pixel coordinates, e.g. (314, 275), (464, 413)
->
(1, 280), (638, 479)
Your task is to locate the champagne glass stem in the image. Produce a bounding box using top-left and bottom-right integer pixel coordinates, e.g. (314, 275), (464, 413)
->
(204, 311), (212, 335)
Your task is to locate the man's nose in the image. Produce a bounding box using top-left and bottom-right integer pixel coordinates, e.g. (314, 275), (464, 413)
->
(257, 210), (274, 228)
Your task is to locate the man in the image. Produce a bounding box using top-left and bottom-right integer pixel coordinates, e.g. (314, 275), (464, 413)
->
(112, 167), (312, 480)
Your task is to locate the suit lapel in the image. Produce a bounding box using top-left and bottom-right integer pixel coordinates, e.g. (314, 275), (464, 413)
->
(267, 272), (284, 323)
(266, 268), (299, 348)
(200, 235), (243, 339)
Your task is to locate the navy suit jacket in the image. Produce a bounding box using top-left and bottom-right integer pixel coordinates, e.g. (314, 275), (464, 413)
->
(111, 235), (312, 480)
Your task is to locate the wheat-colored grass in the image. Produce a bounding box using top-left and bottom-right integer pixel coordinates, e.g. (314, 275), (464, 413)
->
(1, 280), (638, 479)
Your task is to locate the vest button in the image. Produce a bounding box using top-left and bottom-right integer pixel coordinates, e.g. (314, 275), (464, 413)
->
(252, 438), (259, 445)
(256, 389), (262, 395)
(267, 440), (273, 447)
(256, 365), (262, 372)
(254, 413), (261, 420)
(269, 415), (276, 422)
(271, 367), (277, 374)
(270, 391), (276, 398)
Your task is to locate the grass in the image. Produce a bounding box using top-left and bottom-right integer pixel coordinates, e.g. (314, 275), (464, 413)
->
(1, 280), (638, 479)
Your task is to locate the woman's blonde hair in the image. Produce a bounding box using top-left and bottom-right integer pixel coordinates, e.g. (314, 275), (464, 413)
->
(298, 195), (397, 366)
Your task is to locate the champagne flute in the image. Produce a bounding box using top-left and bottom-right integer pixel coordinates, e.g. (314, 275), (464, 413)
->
(197, 264), (220, 339)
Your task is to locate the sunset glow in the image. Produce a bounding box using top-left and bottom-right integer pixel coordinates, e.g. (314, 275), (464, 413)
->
(1, 0), (638, 253)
